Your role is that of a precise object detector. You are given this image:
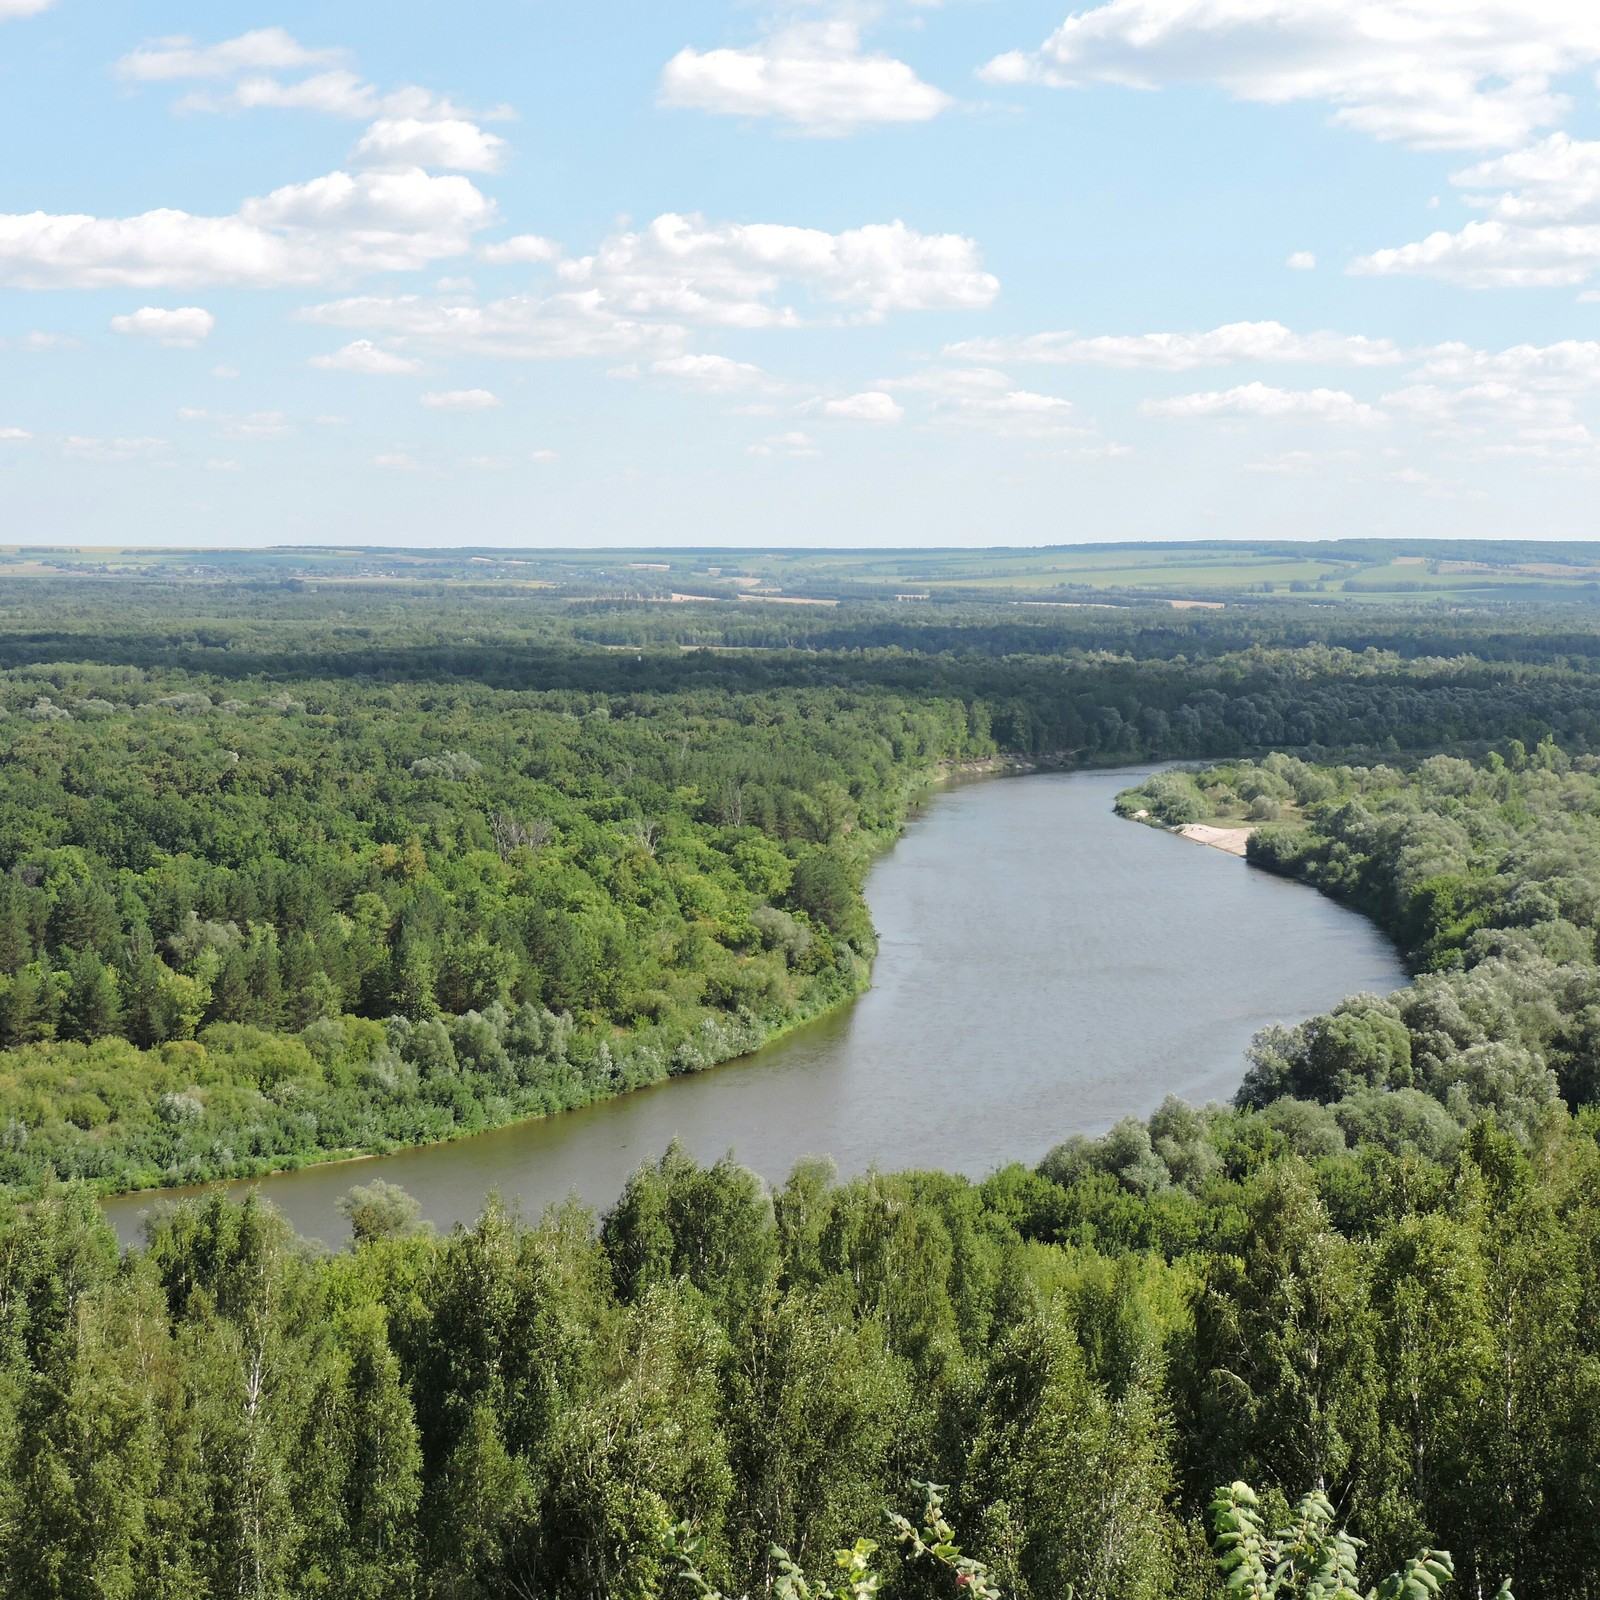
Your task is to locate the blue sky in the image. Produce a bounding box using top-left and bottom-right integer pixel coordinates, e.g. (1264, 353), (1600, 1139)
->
(4, 0), (1600, 547)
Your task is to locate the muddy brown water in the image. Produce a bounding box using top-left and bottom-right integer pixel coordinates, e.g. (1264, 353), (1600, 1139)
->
(104, 768), (1406, 1246)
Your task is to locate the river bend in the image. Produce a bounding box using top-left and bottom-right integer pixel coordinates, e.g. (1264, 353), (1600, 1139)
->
(105, 768), (1405, 1245)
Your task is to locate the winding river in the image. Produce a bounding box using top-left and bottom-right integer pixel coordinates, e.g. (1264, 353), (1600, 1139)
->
(104, 768), (1406, 1246)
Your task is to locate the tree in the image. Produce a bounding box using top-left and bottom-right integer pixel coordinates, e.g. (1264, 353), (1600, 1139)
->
(1209, 1480), (1511, 1600)
(60, 949), (120, 1043)
(338, 1181), (423, 1245)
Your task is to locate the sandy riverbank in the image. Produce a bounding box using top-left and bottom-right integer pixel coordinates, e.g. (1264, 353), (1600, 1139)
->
(1176, 823), (1256, 857)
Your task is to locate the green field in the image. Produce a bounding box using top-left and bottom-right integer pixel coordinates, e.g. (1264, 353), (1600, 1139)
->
(7, 538), (1600, 606)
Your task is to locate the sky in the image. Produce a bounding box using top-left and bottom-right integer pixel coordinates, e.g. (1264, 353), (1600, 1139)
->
(4, 1), (1600, 548)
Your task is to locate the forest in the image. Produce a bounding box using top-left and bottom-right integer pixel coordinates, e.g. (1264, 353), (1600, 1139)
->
(0, 572), (1598, 1598)
(9, 581), (1600, 1195)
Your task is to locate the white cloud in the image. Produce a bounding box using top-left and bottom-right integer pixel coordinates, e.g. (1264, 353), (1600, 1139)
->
(303, 290), (683, 362)
(560, 212), (998, 326)
(1244, 449), (1357, 474)
(823, 390), (904, 422)
(529, 448), (559, 463)
(1384, 380), (1593, 446)
(1351, 220), (1600, 288)
(636, 353), (782, 394)
(1358, 135), (1600, 288)
(311, 340), (425, 375)
(121, 30), (511, 146)
(983, 1), (1600, 150)
(177, 70), (378, 118)
(1412, 339), (1600, 389)
(115, 29), (339, 82)
(748, 430), (820, 457)
(1, 0), (55, 16)
(669, 355), (780, 392)
(947, 320), (1401, 369)
(481, 234), (561, 264)
(419, 388), (500, 409)
(1453, 133), (1600, 222)
(352, 118), (507, 173)
(110, 305), (215, 346)
(206, 458), (238, 471)
(1379, 466), (1487, 499)
(0, 169), (494, 290)
(0, 427), (31, 440)
(888, 365), (1088, 437)
(62, 436), (171, 461)
(178, 407), (293, 439)
(1286, 251), (1317, 270)
(374, 451), (423, 470)
(661, 19), (952, 137)
(1141, 382), (1388, 426)
(302, 213), (997, 363)
(1055, 441), (1133, 460)
(1339, 337), (1600, 461)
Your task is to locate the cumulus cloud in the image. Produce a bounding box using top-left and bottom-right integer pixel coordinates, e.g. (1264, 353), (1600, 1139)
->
(62, 436), (171, 461)
(419, 388), (500, 409)
(1286, 251), (1317, 270)
(301, 213), (998, 362)
(302, 291), (682, 362)
(747, 430), (819, 457)
(1351, 220), (1600, 289)
(374, 451), (423, 470)
(351, 118), (507, 173)
(311, 340), (425, 375)
(1141, 382), (1388, 426)
(1453, 133), (1600, 223)
(0, 169), (494, 290)
(661, 19), (952, 137)
(175, 70), (379, 118)
(1, 0), (54, 17)
(1244, 449), (1356, 475)
(177, 407), (293, 440)
(636, 353), (782, 394)
(887, 365), (1088, 438)
(529, 448), (559, 463)
(118, 27), (516, 188)
(982, 0), (1600, 150)
(1383, 380), (1595, 453)
(115, 28), (339, 81)
(822, 391), (904, 422)
(1354, 135), (1600, 288)
(110, 305), (214, 346)
(559, 212), (998, 326)
(480, 234), (561, 264)
(947, 320), (1401, 369)
(0, 427), (32, 440)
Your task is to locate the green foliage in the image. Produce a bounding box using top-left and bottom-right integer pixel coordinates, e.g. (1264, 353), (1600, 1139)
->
(0, 672), (984, 1195)
(1208, 1481), (1503, 1600)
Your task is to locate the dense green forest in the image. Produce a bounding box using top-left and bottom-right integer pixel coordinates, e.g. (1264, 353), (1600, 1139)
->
(1, 570), (1599, 1599)
(9, 579), (1600, 1195)
(0, 672), (986, 1193)
(0, 1108), (1570, 1597)
(1119, 739), (1600, 1132)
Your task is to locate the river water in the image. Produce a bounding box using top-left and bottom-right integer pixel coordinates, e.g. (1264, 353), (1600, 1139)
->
(104, 768), (1406, 1246)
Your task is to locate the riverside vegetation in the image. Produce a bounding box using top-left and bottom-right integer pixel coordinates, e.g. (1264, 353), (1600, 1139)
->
(0, 575), (1596, 1597)
(6, 584), (1600, 1195)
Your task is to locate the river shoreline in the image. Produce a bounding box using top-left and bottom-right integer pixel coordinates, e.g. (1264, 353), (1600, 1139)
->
(92, 751), (992, 1210)
(104, 765), (1406, 1245)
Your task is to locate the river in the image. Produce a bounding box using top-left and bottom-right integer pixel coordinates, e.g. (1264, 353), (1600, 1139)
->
(104, 767), (1406, 1246)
